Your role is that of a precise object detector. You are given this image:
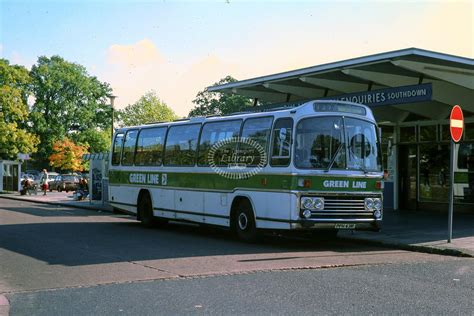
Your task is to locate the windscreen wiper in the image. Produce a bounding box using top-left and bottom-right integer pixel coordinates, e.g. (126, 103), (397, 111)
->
(325, 143), (344, 172)
(359, 163), (368, 174)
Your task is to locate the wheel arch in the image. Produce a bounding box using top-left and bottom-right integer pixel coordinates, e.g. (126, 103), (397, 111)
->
(137, 188), (152, 220)
(230, 194), (257, 227)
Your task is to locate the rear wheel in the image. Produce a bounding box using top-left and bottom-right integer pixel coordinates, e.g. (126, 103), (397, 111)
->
(233, 200), (259, 243)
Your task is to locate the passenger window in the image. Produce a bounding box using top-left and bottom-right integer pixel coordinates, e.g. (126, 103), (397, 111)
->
(111, 133), (124, 166)
(198, 120), (241, 166)
(135, 127), (167, 166)
(121, 129), (139, 166)
(271, 118), (293, 166)
(164, 124), (201, 166)
(240, 117), (273, 167)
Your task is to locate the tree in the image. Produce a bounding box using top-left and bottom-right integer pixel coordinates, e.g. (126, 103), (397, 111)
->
(188, 76), (252, 117)
(29, 55), (112, 166)
(0, 59), (39, 159)
(71, 129), (110, 154)
(49, 138), (88, 172)
(117, 91), (177, 126)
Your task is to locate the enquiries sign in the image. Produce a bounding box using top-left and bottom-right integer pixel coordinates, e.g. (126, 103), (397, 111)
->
(321, 83), (432, 107)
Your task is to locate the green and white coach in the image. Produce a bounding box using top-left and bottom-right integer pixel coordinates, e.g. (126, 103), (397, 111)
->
(108, 100), (384, 241)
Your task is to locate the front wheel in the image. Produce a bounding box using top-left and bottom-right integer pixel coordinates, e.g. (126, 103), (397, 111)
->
(138, 194), (155, 228)
(233, 200), (260, 243)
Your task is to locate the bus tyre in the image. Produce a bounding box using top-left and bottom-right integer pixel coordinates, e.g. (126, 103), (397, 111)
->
(233, 200), (259, 243)
(138, 195), (154, 228)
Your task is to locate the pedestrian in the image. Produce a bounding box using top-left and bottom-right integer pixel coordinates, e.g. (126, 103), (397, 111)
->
(438, 167), (446, 187)
(40, 169), (49, 196)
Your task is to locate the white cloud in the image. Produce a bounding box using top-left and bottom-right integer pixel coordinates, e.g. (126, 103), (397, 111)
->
(99, 39), (243, 117)
(106, 38), (165, 67)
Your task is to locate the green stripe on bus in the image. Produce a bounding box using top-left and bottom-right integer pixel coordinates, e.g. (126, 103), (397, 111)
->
(454, 172), (469, 184)
(109, 170), (383, 192)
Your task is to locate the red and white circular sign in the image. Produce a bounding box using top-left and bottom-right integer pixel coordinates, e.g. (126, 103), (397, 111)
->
(450, 105), (464, 142)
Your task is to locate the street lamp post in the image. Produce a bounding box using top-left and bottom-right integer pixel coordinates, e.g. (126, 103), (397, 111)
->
(107, 94), (117, 142)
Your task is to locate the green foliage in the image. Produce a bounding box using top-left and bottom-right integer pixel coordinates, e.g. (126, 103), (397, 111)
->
(188, 76), (252, 117)
(0, 59), (39, 159)
(29, 55), (112, 165)
(71, 129), (111, 153)
(117, 91), (177, 126)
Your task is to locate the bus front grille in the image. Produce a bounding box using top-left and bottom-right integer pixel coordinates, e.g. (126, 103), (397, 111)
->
(306, 195), (379, 220)
(324, 197), (366, 212)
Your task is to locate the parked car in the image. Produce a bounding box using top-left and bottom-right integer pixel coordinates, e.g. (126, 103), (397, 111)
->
(21, 173), (41, 186)
(47, 172), (59, 189)
(50, 174), (80, 192)
(24, 170), (40, 178)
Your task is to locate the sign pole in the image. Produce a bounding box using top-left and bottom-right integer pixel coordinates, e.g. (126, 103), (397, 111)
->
(448, 105), (463, 243)
(448, 140), (454, 243)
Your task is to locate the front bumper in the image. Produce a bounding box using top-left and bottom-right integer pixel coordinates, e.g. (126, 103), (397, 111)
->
(290, 218), (382, 231)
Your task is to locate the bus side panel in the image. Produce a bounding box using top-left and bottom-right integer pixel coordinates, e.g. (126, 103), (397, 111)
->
(174, 190), (204, 223)
(153, 188), (175, 219)
(109, 185), (139, 214)
(203, 192), (231, 227)
(290, 194), (300, 222)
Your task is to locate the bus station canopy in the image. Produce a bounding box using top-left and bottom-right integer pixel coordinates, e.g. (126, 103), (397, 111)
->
(207, 48), (474, 123)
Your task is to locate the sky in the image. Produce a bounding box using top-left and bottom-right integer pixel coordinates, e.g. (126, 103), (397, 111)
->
(1, 0), (473, 117)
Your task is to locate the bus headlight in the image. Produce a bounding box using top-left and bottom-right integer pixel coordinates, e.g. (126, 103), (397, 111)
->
(301, 197), (314, 209)
(374, 210), (382, 219)
(302, 209), (312, 219)
(373, 198), (382, 211)
(364, 198), (374, 211)
(301, 197), (324, 210)
(313, 197), (324, 211)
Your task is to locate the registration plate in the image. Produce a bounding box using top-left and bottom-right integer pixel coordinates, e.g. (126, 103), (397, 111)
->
(335, 223), (356, 229)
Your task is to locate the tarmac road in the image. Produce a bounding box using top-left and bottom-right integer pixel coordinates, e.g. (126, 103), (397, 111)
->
(1, 199), (472, 315)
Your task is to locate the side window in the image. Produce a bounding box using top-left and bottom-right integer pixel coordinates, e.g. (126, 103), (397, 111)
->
(240, 117), (273, 166)
(271, 118), (293, 166)
(458, 143), (474, 169)
(111, 133), (124, 166)
(164, 124), (201, 166)
(198, 120), (241, 166)
(135, 127), (167, 166)
(121, 129), (139, 166)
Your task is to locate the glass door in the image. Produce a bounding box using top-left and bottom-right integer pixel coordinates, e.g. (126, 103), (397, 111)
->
(398, 145), (418, 210)
(419, 144), (450, 203)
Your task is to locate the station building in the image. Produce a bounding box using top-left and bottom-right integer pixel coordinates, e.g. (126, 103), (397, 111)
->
(208, 48), (474, 211)
(0, 160), (21, 192)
